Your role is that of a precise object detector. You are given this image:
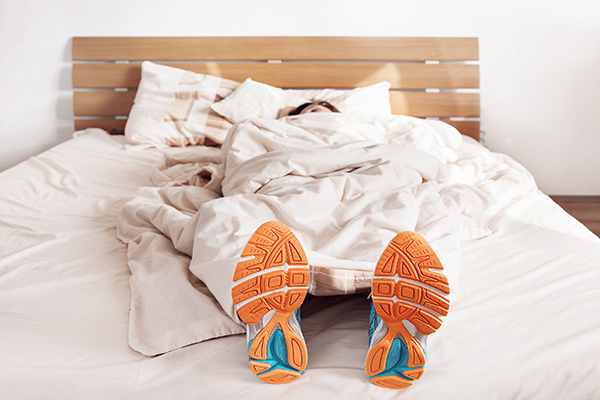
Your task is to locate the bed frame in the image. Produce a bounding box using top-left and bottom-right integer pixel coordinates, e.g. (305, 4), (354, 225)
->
(72, 37), (480, 140)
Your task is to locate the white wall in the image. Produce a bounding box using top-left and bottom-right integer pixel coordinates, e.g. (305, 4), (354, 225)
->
(1, 0), (599, 195)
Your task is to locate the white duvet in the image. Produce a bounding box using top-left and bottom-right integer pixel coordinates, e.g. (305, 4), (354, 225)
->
(117, 113), (537, 356)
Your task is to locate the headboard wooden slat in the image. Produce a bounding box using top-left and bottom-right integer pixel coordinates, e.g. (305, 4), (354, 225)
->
(389, 92), (480, 118)
(73, 62), (479, 90)
(73, 37), (479, 61)
(72, 36), (480, 140)
(73, 91), (136, 116)
(73, 91), (479, 119)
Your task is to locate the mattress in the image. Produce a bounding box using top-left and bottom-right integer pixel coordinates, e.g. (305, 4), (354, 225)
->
(1, 129), (599, 400)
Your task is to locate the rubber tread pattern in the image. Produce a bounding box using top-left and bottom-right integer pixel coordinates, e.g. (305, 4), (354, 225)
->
(366, 231), (450, 389)
(232, 221), (309, 384)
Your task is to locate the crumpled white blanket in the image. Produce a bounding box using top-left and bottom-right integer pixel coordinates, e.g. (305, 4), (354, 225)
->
(117, 113), (537, 356)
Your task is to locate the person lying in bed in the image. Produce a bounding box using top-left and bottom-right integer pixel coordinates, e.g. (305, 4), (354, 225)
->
(277, 100), (340, 118)
(286, 100), (340, 115)
(231, 103), (451, 389)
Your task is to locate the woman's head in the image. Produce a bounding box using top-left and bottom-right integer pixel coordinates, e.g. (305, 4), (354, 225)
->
(287, 101), (340, 116)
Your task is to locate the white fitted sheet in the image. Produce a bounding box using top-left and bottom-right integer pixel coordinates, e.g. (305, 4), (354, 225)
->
(1, 129), (599, 400)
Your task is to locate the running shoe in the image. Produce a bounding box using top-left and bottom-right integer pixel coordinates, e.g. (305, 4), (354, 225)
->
(232, 221), (310, 384)
(366, 231), (451, 389)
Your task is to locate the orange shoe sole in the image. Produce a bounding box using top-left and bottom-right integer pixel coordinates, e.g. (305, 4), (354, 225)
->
(366, 231), (450, 389)
(232, 221), (310, 384)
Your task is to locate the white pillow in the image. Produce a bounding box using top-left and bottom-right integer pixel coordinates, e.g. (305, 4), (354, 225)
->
(210, 80), (392, 123)
(211, 78), (307, 123)
(125, 61), (240, 148)
(285, 81), (392, 115)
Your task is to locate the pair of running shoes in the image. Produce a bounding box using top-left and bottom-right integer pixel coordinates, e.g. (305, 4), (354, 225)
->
(231, 221), (450, 389)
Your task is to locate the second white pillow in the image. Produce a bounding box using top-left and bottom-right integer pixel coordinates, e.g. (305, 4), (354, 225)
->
(285, 81), (392, 115)
(212, 79), (393, 123)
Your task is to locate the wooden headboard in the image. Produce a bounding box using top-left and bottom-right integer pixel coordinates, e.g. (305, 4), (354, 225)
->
(72, 37), (480, 140)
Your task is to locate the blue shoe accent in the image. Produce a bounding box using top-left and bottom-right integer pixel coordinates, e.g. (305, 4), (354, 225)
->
(367, 302), (429, 387)
(248, 329), (299, 376)
(368, 301), (381, 347)
(244, 308), (305, 384)
(373, 337), (428, 380)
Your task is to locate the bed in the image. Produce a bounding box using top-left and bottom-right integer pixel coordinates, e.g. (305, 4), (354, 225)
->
(1, 37), (599, 399)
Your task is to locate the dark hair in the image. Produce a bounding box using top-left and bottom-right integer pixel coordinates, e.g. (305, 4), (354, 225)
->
(287, 101), (340, 116)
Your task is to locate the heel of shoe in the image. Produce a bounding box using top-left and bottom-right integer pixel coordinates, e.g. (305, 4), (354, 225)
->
(247, 309), (306, 384)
